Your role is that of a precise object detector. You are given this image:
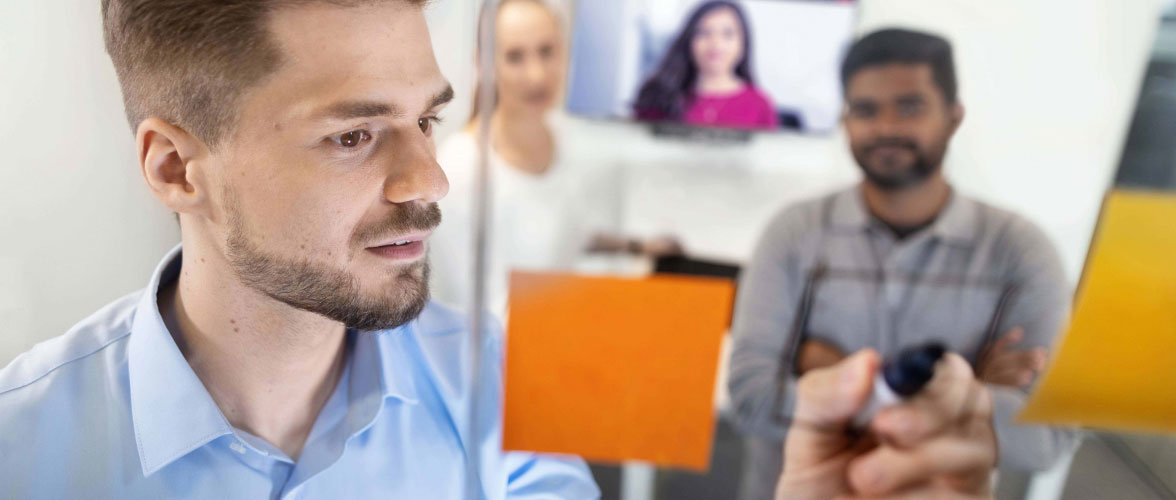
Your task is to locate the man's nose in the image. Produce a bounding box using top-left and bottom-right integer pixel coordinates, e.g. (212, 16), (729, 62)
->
(381, 134), (449, 205)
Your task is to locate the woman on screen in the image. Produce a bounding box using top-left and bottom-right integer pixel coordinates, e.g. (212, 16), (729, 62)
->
(432, 0), (681, 316)
(633, 0), (778, 130)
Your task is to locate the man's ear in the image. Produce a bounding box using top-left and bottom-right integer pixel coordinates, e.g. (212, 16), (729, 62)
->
(136, 118), (213, 219)
(948, 101), (966, 135)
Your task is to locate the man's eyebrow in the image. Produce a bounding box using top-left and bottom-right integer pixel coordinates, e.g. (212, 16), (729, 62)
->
(318, 100), (403, 121)
(429, 84), (456, 110)
(315, 84), (454, 121)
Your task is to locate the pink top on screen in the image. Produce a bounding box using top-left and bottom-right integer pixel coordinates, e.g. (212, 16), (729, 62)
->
(682, 85), (778, 130)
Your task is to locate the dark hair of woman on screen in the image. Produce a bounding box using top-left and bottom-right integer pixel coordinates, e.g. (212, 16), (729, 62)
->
(632, 0), (778, 130)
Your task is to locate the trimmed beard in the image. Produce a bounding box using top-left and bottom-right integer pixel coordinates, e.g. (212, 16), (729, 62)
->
(853, 137), (944, 191)
(223, 189), (437, 331)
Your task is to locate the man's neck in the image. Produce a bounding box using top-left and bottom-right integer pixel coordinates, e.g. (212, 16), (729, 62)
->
(158, 242), (348, 461)
(861, 172), (952, 231)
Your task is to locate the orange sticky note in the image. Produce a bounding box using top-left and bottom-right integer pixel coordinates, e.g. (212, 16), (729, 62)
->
(502, 271), (735, 471)
(1019, 190), (1176, 433)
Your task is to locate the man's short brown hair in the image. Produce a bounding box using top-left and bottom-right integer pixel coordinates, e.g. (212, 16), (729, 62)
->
(102, 0), (427, 149)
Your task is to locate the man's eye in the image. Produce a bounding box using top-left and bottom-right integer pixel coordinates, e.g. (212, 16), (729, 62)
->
(332, 130), (371, 148)
(418, 117), (442, 136)
(899, 102), (924, 116)
(850, 105), (876, 118)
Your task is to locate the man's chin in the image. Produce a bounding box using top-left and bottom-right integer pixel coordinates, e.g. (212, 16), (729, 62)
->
(860, 162), (936, 191)
(340, 262), (431, 330)
(261, 261), (430, 332)
(337, 283), (430, 332)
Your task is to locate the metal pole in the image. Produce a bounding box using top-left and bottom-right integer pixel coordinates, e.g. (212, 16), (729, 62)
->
(466, 0), (498, 499)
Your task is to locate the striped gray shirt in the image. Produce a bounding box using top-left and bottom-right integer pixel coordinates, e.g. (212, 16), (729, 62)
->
(728, 186), (1079, 498)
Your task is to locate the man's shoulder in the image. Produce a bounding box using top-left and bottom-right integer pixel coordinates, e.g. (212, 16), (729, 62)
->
(0, 290), (139, 401)
(0, 290), (140, 481)
(761, 187), (850, 241)
(959, 196), (1064, 282)
(965, 197), (1059, 254)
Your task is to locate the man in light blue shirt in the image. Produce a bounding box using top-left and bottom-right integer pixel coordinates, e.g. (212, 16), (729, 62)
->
(0, 0), (598, 498)
(0, 246), (595, 499)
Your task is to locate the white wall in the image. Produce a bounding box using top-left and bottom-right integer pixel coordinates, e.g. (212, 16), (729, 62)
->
(0, 0), (180, 365)
(0, 0), (1162, 365)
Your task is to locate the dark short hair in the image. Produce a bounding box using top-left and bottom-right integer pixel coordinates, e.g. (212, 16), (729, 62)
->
(840, 28), (958, 103)
(101, 0), (428, 149)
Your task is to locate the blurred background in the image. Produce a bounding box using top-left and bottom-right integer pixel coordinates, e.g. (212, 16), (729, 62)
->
(2, 0), (1175, 499)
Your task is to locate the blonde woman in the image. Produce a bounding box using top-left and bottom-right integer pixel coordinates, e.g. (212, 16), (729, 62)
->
(432, 0), (680, 315)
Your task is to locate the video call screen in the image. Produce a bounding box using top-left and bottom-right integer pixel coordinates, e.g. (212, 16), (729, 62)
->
(566, 0), (859, 134)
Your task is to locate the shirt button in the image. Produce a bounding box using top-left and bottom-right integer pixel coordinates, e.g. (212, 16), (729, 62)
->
(230, 441), (247, 454)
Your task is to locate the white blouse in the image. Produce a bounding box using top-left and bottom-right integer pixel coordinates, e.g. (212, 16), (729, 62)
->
(429, 114), (621, 317)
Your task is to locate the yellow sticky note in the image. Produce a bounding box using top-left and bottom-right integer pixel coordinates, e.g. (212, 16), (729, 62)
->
(502, 271), (735, 471)
(1019, 190), (1176, 433)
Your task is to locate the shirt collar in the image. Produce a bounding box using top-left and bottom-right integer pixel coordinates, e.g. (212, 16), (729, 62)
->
(356, 328), (421, 408)
(830, 185), (978, 246)
(128, 244), (234, 477)
(128, 244), (426, 477)
(928, 191), (979, 245)
(371, 302), (466, 408)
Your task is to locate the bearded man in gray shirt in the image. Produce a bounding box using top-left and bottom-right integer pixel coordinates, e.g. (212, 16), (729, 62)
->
(728, 28), (1080, 500)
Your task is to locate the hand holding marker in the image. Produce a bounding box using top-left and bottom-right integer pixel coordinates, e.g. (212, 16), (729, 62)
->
(852, 342), (947, 429)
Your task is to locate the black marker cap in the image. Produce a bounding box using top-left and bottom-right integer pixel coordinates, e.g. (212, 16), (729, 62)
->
(882, 342), (947, 397)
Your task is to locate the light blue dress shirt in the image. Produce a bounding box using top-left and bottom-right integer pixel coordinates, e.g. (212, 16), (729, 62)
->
(0, 245), (599, 499)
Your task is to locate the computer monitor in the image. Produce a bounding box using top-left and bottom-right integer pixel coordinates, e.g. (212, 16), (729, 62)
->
(566, 0), (859, 135)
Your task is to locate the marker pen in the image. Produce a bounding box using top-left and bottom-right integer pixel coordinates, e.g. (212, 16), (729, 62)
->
(852, 342), (946, 429)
